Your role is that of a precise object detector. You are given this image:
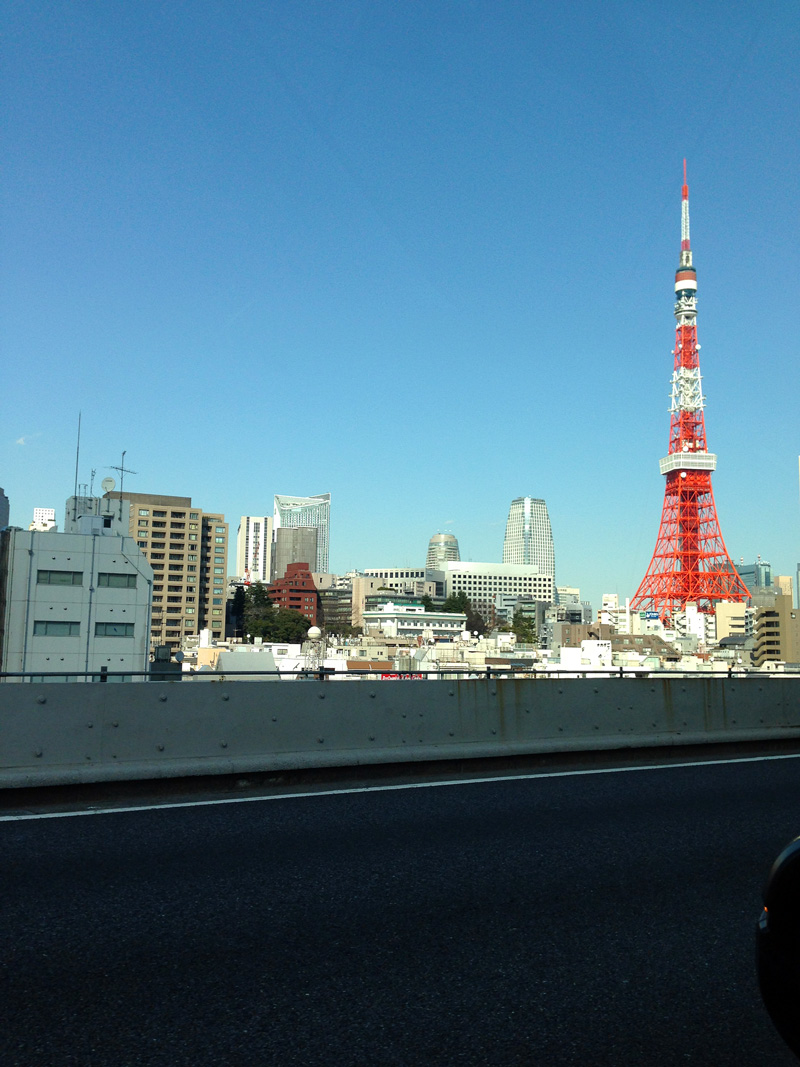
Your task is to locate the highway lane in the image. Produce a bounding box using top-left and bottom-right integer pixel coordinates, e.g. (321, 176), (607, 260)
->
(2, 757), (800, 1066)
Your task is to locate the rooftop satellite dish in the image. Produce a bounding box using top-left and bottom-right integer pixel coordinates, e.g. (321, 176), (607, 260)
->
(101, 477), (116, 493)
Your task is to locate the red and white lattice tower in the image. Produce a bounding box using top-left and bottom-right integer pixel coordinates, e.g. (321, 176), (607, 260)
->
(630, 163), (749, 619)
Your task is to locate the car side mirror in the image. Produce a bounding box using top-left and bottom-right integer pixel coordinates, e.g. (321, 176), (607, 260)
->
(757, 835), (800, 1059)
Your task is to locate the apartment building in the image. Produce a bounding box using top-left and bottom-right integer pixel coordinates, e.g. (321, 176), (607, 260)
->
(236, 515), (273, 583)
(105, 492), (228, 651)
(753, 594), (800, 668)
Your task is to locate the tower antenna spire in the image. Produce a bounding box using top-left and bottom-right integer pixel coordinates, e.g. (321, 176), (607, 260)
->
(681, 159), (691, 254)
(630, 166), (748, 620)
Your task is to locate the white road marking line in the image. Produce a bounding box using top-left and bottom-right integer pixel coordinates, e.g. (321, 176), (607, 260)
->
(3, 751), (800, 821)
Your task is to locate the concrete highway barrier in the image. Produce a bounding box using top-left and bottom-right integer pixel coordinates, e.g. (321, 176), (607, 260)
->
(1, 676), (800, 788)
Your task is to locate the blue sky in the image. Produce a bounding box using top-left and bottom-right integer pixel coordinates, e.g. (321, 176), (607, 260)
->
(2, 1), (798, 609)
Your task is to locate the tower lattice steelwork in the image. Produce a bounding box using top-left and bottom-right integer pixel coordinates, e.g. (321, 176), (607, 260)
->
(631, 163), (748, 619)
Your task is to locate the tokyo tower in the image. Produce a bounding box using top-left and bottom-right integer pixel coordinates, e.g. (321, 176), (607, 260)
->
(631, 163), (749, 619)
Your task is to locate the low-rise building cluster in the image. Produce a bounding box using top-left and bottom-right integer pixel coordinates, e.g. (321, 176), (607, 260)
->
(1, 480), (798, 679)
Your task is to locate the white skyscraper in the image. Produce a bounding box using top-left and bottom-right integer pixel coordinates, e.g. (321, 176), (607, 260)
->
(273, 493), (331, 574)
(502, 497), (555, 577)
(236, 515), (273, 583)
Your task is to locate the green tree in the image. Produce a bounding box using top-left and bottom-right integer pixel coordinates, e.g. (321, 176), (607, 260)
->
(231, 586), (246, 635)
(421, 594), (435, 612)
(466, 607), (487, 636)
(512, 611), (537, 645)
(441, 590), (471, 614)
(243, 583), (313, 643)
(441, 590), (486, 636)
(243, 582), (273, 636)
(253, 608), (311, 643)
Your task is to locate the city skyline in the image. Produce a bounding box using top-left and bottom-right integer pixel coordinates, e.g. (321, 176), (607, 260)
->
(2, 3), (798, 610)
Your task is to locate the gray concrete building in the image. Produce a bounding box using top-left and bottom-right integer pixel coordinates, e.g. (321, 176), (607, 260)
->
(0, 521), (153, 680)
(272, 527), (318, 582)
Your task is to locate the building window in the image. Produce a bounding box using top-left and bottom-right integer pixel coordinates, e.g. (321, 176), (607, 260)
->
(185, 607), (195, 614)
(169, 553), (183, 561)
(215, 527), (226, 534)
(151, 553), (165, 560)
(95, 622), (135, 637)
(137, 540), (147, 548)
(168, 564), (183, 572)
(190, 512), (199, 519)
(214, 567), (224, 575)
(138, 519), (148, 527)
(214, 556), (225, 565)
(152, 521), (166, 529)
(188, 554), (197, 562)
(153, 510), (166, 517)
(189, 534), (197, 541)
(212, 609), (222, 616)
(187, 565), (197, 572)
(215, 537), (225, 544)
(37, 570), (82, 586)
(98, 573), (137, 588)
(33, 620), (80, 636)
(138, 509), (149, 516)
(213, 598), (222, 605)
(189, 523), (198, 530)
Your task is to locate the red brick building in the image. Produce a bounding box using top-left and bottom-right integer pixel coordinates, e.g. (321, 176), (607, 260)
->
(268, 562), (319, 625)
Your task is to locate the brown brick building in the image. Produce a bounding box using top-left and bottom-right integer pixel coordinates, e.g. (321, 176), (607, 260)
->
(268, 562), (319, 625)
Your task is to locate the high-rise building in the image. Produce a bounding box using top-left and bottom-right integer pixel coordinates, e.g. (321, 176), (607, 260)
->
(105, 491), (228, 650)
(738, 559), (772, 590)
(0, 487), (10, 529)
(272, 527), (318, 582)
(273, 493), (330, 573)
(502, 497), (555, 577)
(426, 533), (460, 570)
(236, 515), (273, 584)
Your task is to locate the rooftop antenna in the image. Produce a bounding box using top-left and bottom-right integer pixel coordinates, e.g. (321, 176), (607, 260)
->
(72, 412), (81, 522)
(107, 450), (138, 521)
(89, 468), (96, 497)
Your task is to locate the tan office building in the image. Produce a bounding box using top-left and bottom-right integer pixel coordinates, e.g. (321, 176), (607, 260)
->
(105, 492), (228, 651)
(753, 594), (800, 668)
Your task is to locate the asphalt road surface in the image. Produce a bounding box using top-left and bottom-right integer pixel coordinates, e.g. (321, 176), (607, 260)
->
(2, 757), (800, 1066)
